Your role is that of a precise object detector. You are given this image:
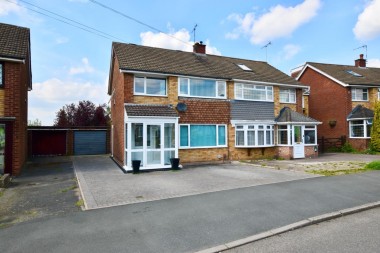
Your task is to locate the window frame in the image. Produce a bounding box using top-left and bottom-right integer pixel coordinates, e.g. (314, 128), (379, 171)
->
(0, 62), (3, 87)
(349, 119), (372, 138)
(304, 125), (317, 145)
(351, 88), (368, 101)
(179, 124), (228, 149)
(134, 76), (167, 96)
(178, 77), (226, 99)
(279, 88), (296, 103)
(234, 83), (273, 102)
(235, 124), (274, 148)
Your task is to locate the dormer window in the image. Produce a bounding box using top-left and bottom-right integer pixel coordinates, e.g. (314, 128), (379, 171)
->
(346, 70), (362, 77)
(237, 64), (252, 71)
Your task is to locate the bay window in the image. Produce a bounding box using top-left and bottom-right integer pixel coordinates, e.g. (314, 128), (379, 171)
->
(180, 124), (227, 148)
(134, 76), (167, 96)
(277, 125), (291, 145)
(349, 119), (372, 138)
(351, 88), (368, 101)
(279, 89), (296, 103)
(235, 83), (273, 101)
(304, 125), (317, 144)
(235, 124), (274, 147)
(179, 78), (226, 99)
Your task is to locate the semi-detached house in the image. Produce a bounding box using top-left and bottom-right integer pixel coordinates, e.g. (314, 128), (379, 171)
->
(108, 42), (320, 172)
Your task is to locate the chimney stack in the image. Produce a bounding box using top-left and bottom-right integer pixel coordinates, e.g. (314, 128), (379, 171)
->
(355, 54), (366, 68)
(193, 41), (206, 54)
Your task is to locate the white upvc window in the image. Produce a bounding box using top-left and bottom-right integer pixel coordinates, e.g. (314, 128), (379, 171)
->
(235, 83), (273, 102)
(179, 124), (227, 148)
(235, 124), (274, 147)
(279, 88), (296, 103)
(179, 77), (226, 99)
(351, 88), (368, 101)
(134, 76), (167, 96)
(349, 119), (372, 138)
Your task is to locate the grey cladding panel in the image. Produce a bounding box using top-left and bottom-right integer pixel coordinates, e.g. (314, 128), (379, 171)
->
(231, 100), (274, 121)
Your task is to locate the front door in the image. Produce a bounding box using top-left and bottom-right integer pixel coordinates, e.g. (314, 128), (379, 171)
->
(146, 124), (161, 166)
(293, 125), (305, 159)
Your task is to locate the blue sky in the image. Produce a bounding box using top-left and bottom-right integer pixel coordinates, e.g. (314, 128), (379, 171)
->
(1, 0), (380, 125)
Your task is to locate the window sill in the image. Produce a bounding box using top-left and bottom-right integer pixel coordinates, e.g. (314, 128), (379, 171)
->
(349, 137), (371, 139)
(234, 98), (274, 102)
(179, 146), (227, 149)
(279, 101), (296, 104)
(178, 95), (226, 100)
(134, 93), (167, 97)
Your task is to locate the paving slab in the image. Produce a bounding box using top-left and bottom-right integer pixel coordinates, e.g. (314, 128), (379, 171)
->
(73, 155), (319, 209)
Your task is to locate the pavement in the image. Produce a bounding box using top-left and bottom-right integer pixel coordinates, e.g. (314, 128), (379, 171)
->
(1, 170), (380, 253)
(73, 155), (320, 209)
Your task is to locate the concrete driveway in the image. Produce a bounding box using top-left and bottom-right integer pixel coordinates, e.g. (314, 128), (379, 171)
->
(73, 155), (319, 210)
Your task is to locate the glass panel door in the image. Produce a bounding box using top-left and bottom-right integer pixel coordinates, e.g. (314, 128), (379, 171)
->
(293, 125), (305, 159)
(0, 124), (5, 174)
(147, 124), (161, 165)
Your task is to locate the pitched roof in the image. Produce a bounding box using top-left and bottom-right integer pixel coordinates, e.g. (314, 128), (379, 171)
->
(231, 100), (274, 121)
(125, 104), (178, 117)
(275, 107), (320, 124)
(0, 23), (30, 60)
(112, 42), (302, 86)
(347, 105), (374, 120)
(303, 62), (380, 86)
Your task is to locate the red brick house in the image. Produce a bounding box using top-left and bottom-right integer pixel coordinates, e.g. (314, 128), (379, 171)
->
(294, 54), (380, 150)
(0, 23), (32, 175)
(108, 42), (320, 172)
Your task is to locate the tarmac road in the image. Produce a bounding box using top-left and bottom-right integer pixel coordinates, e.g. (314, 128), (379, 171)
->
(1, 171), (380, 253)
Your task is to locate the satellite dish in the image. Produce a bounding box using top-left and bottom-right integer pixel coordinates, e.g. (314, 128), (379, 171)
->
(176, 103), (187, 112)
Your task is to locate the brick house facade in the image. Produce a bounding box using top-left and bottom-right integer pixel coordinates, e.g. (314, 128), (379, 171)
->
(0, 23), (32, 175)
(108, 42), (319, 172)
(294, 54), (380, 150)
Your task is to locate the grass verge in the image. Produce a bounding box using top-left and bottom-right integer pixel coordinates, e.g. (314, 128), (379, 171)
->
(307, 160), (380, 176)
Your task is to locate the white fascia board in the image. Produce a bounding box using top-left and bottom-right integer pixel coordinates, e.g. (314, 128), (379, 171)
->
(120, 69), (170, 78)
(349, 84), (380, 88)
(231, 120), (276, 126)
(276, 121), (322, 125)
(232, 79), (309, 89)
(0, 57), (25, 63)
(296, 64), (349, 87)
(347, 117), (373, 121)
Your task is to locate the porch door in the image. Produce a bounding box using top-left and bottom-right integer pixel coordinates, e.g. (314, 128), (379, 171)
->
(0, 124), (4, 174)
(146, 124), (161, 166)
(293, 125), (305, 159)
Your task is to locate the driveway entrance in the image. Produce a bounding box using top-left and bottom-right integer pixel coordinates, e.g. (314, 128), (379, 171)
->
(73, 155), (319, 210)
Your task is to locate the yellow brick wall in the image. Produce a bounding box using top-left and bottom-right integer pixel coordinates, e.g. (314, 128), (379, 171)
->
(227, 81), (234, 100)
(352, 87), (378, 110)
(179, 148), (229, 163)
(0, 89), (4, 116)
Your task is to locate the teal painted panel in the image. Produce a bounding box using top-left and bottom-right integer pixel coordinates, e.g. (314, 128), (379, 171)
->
(74, 131), (106, 155)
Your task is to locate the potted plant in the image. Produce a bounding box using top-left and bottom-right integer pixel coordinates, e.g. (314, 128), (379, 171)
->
(170, 158), (180, 170)
(132, 160), (141, 174)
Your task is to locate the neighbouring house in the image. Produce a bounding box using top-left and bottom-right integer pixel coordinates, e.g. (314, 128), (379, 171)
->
(108, 42), (320, 172)
(0, 23), (32, 175)
(293, 54), (380, 151)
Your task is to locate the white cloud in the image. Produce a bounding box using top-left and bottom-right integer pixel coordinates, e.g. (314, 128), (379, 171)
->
(226, 0), (321, 45)
(0, 0), (23, 16)
(56, 37), (69, 44)
(29, 77), (109, 125)
(367, 58), (380, 68)
(140, 28), (221, 55)
(69, 57), (94, 75)
(283, 44), (301, 60)
(353, 0), (380, 40)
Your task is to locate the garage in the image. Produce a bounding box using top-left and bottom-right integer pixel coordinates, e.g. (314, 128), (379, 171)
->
(29, 130), (67, 156)
(74, 130), (107, 155)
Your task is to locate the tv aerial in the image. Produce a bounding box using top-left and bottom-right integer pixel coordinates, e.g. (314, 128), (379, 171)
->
(262, 41), (272, 62)
(353, 45), (367, 59)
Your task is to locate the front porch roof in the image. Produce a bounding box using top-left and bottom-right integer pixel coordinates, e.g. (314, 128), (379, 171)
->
(125, 104), (179, 117)
(275, 107), (320, 124)
(347, 105), (374, 120)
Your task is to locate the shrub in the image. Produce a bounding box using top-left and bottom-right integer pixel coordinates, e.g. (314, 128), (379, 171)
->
(341, 142), (355, 153)
(365, 160), (380, 170)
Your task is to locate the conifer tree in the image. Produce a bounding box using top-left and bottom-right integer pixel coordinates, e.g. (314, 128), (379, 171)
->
(371, 101), (380, 151)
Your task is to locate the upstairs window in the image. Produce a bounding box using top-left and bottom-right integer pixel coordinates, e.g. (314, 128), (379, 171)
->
(134, 77), (167, 96)
(235, 83), (273, 101)
(179, 78), (226, 99)
(279, 88), (296, 103)
(0, 63), (3, 87)
(351, 88), (368, 101)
